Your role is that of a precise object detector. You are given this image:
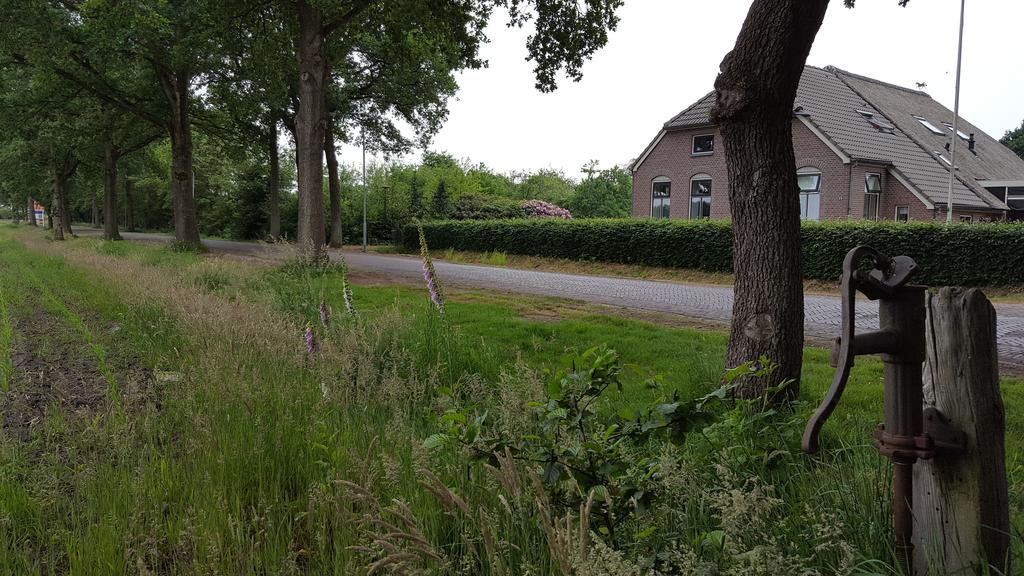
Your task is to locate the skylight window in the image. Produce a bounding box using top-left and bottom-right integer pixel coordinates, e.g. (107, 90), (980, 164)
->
(913, 115), (945, 135)
(867, 117), (895, 134)
(933, 151), (952, 166)
(856, 109), (894, 133)
(943, 123), (970, 140)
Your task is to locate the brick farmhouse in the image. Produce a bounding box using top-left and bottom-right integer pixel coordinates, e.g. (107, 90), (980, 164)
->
(630, 66), (1024, 223)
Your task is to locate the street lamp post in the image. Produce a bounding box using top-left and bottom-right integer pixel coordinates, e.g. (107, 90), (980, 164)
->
(946, 0), (966, 224)
(361, 128), (368, 252)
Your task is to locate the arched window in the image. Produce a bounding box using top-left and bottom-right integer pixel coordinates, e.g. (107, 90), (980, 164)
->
(864, 173), (882, 220)
(651, 176), (671, 218)
(689, 174), (712, 219)
(797, 166), (821, 221)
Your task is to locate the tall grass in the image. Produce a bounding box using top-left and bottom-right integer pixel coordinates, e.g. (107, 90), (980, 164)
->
(0, 264), (11, 391)
(0, 228), (1019, 574)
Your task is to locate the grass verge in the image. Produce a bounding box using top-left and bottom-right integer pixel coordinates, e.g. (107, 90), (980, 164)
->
(0, 226), (1019, 574)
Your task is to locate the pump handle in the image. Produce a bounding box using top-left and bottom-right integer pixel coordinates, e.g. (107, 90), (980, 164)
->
(801, 245), (923, 453)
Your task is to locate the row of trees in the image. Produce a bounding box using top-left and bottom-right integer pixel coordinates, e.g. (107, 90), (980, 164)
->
(3, 0), (957, 401)
(0, 0), (622, 249)
(0, 140), (630, 243)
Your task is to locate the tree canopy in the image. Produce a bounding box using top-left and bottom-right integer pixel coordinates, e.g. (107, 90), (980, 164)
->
(0, 0), (622, 248)
(1002, 120), (1024, 160)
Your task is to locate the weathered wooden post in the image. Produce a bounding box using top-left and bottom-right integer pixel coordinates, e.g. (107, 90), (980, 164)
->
(913, 287), (1009, 575)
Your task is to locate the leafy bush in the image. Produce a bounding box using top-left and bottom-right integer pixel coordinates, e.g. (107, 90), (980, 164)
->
(402, 218), (1024, 286)
(450, 193), (524, 220)
(422, 348), (875, 573)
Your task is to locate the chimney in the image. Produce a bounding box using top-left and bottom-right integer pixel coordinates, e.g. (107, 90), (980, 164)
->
(968, 133), (976, 152)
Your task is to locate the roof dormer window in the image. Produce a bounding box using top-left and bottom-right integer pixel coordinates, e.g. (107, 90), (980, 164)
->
(913, 115), (945, 135)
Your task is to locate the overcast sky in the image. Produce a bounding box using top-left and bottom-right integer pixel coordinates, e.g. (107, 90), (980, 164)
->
(344, 0), (1023, 179)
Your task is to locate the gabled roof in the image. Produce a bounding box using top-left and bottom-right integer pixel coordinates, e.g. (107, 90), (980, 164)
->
(640, 65), (1020, 210)
(834, 67), (1024, 204)
(664, 91), (715, 130)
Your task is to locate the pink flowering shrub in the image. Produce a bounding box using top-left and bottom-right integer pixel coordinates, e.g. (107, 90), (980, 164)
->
(521, 199), (572, 219)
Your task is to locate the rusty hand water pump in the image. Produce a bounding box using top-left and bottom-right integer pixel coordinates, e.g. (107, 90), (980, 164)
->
(802, 246), (965, 575)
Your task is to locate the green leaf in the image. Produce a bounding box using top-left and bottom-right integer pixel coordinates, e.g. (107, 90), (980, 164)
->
(422, 433), (449, 450)
(655, 402), (679, 415)
(635, 525), (656, 539)
(438, 411), (467, 425)
(546, 407), (568, 421)
(542, 462), (563, 485)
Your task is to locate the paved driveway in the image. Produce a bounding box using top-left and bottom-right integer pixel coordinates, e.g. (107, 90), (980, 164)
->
(73, 229), (1024, 369)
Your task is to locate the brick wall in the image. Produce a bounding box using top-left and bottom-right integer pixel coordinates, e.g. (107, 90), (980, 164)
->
(932, 207), (1005, 223)
(631, 127), (728, 219)
(793, 120), (850, 220)
(632, 120), (852, 220)
(879, 172), (931, 221)
(631, 120), (940, 222)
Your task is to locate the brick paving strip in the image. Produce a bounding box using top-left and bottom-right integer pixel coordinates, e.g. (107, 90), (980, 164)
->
(75, 230), (1024, 371)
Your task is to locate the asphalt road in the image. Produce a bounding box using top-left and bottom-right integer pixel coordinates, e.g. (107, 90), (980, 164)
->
(72, 228), (1024, 369)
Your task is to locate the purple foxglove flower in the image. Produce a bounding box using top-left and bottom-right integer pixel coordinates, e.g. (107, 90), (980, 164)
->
(304, 322), (318, 354)
(319, 299), (330, 328)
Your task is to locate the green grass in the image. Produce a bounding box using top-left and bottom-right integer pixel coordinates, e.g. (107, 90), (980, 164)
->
(0, 277), (10, 391)
(0, 227), (1019, 574)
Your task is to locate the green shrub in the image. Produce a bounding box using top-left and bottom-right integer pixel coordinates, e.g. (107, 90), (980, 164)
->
(449, 193), (524, 220)
(402, 219), (1024, 286)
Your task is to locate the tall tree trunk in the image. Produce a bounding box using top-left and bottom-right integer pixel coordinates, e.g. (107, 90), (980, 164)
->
(294, 0), (327, 250)
(103, 143), (122, 241)
(91, 192), (100, 228)
(59, 176), (73, 237)
(52, 170), (66, 241)
(268, 123), (281, 240)
(27, 197), (36, 226)
(164, 70), (201, 248)
(325, 116), (343, 248)
(124, 178), (135, 232)
(712, 0), (829, 399)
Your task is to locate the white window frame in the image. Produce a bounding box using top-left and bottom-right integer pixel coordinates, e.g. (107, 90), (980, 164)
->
(797, 167), (822, 221)
(691, 134), (714, 156)
(895, 205), (910, 222)
(960, 215), (973, 223)
(943, 123), (970, 140)
(864, 173), (882, 221)
(651, 176), (671, 219)
(688, 174), (712, 220)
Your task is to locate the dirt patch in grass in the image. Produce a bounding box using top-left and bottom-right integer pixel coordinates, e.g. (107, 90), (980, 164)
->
(3, 307), (153, 441)
(4, 308), (107, 441)
(346, 269), (418, 287)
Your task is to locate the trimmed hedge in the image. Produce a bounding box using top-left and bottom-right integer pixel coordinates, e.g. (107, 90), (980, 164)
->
(402, 218), (1024, 287)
